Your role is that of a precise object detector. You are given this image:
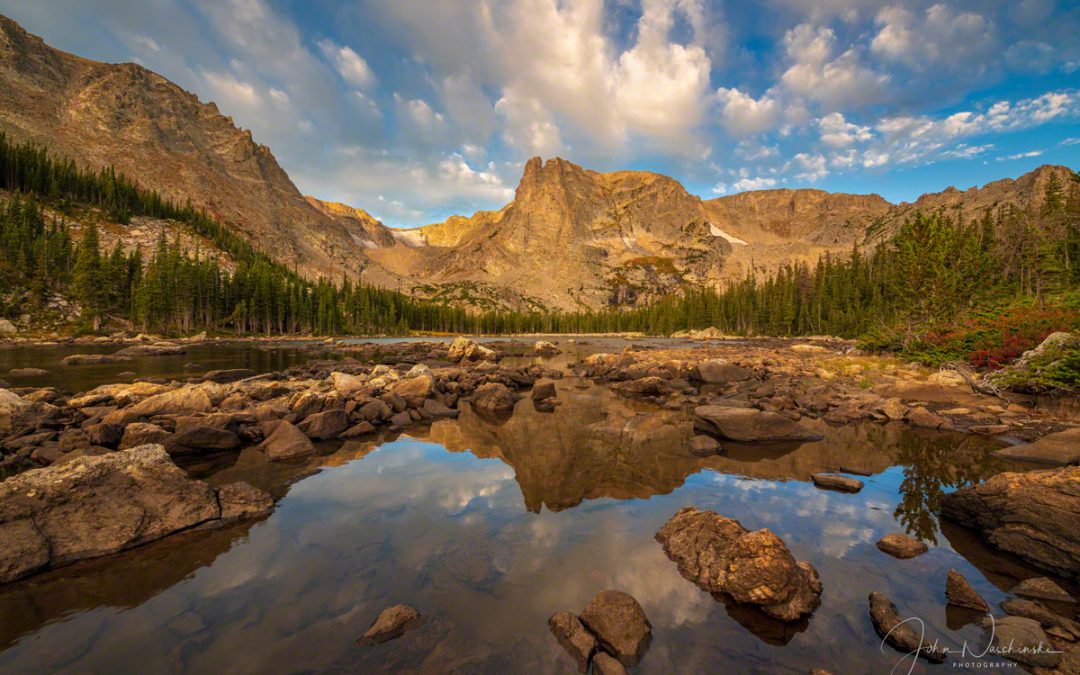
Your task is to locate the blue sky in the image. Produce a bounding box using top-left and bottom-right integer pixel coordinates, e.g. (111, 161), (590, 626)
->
(2, 0), (1078, 227)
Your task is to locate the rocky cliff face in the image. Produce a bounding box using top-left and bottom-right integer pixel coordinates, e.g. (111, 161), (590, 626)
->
(0, 15), (369, 280)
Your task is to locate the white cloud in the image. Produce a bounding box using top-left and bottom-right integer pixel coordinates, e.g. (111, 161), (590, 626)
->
(861, 149), (890, 167)
(791, 152), (828, 180)
(714, 87), (781, 136)
(494, 87), (564, 156)
(732, 176), (777, 191)
(318, 39), (375, 89)
(818, 112), (872, 147)
(996, 149), (1043, 161)
(780, 24), (890, 109)
(202, 71), (261, 107)
(871, 4), (996, 71)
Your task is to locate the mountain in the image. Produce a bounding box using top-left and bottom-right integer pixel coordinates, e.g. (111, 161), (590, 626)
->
(0, 14), (369, 280)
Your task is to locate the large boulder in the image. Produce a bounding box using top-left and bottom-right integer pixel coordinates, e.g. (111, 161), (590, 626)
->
(946, 569), (989, 612)
(876, 533), (928, 559)
(983, 616), (1060, 669)
(695, 359), (752, 384)
(0, 318), (17, 334)
(579, 590), (651, 667)
(297, 409), (349, 440)
(201, 368), (256, 383)
(258, 420), (316, 461)
(329, 371), (366, 396)
(448, 337), (497, 362)
(390, 375), (434, 408)
(941, 466), (1080, 578)
(0, 444), (271, 583)
(167, 425), (241, 454)
(655, 507), (821, 621)
(693, 406), (823, 443)
(471, 382), (517, 416)
(993, 427), (1080, 466)
(126, 385), (213, 417)
(534, 340), (561, 355)
(0, 388), (27, 433)
(119, 422), (171, 450)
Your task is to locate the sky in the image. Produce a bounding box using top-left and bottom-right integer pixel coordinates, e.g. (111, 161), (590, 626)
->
(2, 0), (1078, 227)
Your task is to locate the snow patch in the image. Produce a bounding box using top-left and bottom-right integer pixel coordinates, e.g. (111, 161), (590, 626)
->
(710, 224), (747, 245)
(392, 229), (427, 246)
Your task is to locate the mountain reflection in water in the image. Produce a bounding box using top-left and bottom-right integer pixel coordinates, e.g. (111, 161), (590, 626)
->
(0, 377), (1044, 674)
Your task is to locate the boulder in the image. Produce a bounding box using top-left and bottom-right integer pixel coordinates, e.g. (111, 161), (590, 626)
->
(1011, 577), (1074, 603)
(532, 380), (557, 401)
(548, 611), (596, 672)
(114, 344), (185, 357)
(811, 474), (863, 493)
(689, 435), (721, 456)
(9, 368), (48, 377)
(982, 616), (1060, 668)
(591, 652), (628, 675)
(356, 604), (424, 645)
(167, 425), (241, 453)
(421, 398), (458, 418)
(693, 406), (823, 443)
(0, 318), (16, 334)
(695, 359), (752, 384)
(534, 340), (561, 355)
(471, 382), (517, 416)
(126, 386), (213, 417)
(258, 420), (315, 461)
(946, 569), (989, 612)
(390, 375), (434, 408)
(297, 409), (349, 440)
(201, 369), (256, 383)
(791, 344), (828, 354)
(0, 444), (270, 583)
(876, 533), (928, 559)
(941, 466), (1080, 578)
(580, 590), (651, 667)
(448, 337), (496, 362)
(868, 592), (947, 663)
(908, 407), (946, 430)
(62, 353), (132, 365)
(340, 421), (376, 438)
(655, 507), (822, 621)
(119, 423), (171, 450)
(1001, 598), (1080, 639)
(0, 388), (27, 433)
(217, 481), (273, 521)
(329, 371), (366, 396)
(993, 428), (1080, 466)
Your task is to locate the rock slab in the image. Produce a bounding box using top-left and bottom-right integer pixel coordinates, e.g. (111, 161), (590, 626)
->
(693, 406), (823, 443)
(357, 604), (424, 645)
(876, 533), (928, 559)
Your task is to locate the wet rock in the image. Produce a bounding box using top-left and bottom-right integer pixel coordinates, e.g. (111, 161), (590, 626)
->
(62, 353), (132, 366)
(421, 398), (458, 418)
(258, 420), (315, 461)
(201, 369), (256, 383)
(85, 422), (123, 447)
(868, 592), (947, 663)
(359, 399), (392, 423)
(907, 407), (946, 430)
(689, 434), (721, 456)
(340, 421), (376, 438)
(811, 474), (863, 493)
(982, 615), (1061, 668)
(580, 590), (651, 667)
(695, 359), (752, 384)
(119, 422), (171, 450)
(9, 368), (48, 377)
(532, 380), (557, 401)
(297, 409), (349, 440)
(389, 375), (434, 408)
(876, 533), (928, 559)
(1011, 577), (1075, 603)
(873, 397), (908, 421)
(534, 340), (561, 355)
(655, 507), (822, 621)
(471, 382), (517, 416)
(217, 481), (274, 521)
(941, 466), (1080, 579)
(388, 411), (412, 429)
(591, 652), (628, 675)
(0, 444), (269, 583)
(946, 569), (989, 612)
(693, 406), (823, 443)
(547, 611), (595, 672)
(357, 604), (424, 645)
(448, 337), (497, 363)
(167, 425), (240, 454)
(993, 427), (1080, 466)
(114, 343), (185, 357)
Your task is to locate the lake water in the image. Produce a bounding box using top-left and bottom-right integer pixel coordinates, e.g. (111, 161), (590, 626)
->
(0, 377), (1050, 674)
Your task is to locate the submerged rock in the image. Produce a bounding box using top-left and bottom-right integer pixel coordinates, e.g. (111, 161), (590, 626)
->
(655, 507), (821, 621)
(1011, 577), (1075, 603)
(876, 533), (928, 559)
(532, 380), (557, 401)
(356, 604), (424, 645)
(993, 427), (1080, 466)
(689, 434), (721, 456)
(693, 406), (823, 443)
(868, 592), (947, 663)
(580, 590), (652, 667)
(0, 444), (271, 583)
(810, 474), (863, 493)
(591, 652), (628, 675)
(548, 611), (596, 672)
(946, 569), (989, 612)
(941, 466), (1080, 579)
(533, 340), (561, 355)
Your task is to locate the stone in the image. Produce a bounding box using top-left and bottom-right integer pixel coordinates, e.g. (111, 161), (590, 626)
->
(341, 421), (376, 438)
(791, 344), (828, 354)
(655, 507), (822, 621)
(9, 368), (48, 377)
(533, 340), (561, 355)
(868, 592), (947, 663)
(876, 533), (928, 559)
(119, 422), (171, 450)
(0, 318), (16, 334)
(201, 369), (256, 383)
(388, 411), (412, 428)
(874, 397), (908, 421)
(356, 604), (424, 645)
(85, 422), (123, 447)
(982, 616), (1061, 668)
(167, 425), (240, 453)
(946, 569), (989, 612)
(693, 406), (823, 443)
(471, 382), (517, 416)
(532, 380), (557, 401)
(389, 375), (434, 408)
(580, 591), (651, 667)
(993, 428), (1080, 466)
(259, 420), (315, 461)
(448, 337), (496, 362)
(941, 466), (1080, 579)
(62, 353), (132, 366)
(695, 359), (752, 383)
(591, 652), (628, 675)
(217, 481), (274, 521)
(329, 371), (365, 395)
(689, 434), (721, 456)
(126, 386), (213, 417)
(907, 407), (946, 430)
(359, 399), (392, 423)
(297, 409), (349, 440)
(0, 444), (270, 583)
(548, 611), (595, 672)
(1011, 577), (1075, 603)
(114, 343), (185, 357)
(1001, 598), (1080, 639)
(421, 398), (458, 418)
(811, 473), (863, 493)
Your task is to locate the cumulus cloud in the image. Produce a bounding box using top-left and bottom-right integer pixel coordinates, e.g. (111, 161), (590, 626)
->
(714, 87), (781, 136)
(318, 39), (375, 89)
(780, 24), (890, 109)
(818, 112), (872, 147)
